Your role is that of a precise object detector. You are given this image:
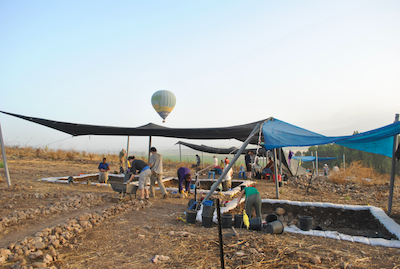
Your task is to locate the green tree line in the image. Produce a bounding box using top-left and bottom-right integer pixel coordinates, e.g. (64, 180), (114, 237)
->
(295, 138), (400, 176)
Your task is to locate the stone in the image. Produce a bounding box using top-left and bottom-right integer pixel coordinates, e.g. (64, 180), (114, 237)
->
(32, 262), (47, 268)
(51, 240), (60, 249)
(79, 220), (90, 228)
(34, 242), (46, 250)
(43, 254), (53, 264)
(0, 256), (6, 264)
(0, 248), (11, 257)
(29, 250), (43, 260)
(275, 207), (285, 216)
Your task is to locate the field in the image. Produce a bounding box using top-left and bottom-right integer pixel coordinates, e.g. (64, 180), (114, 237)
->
(1, 147), (400, 269)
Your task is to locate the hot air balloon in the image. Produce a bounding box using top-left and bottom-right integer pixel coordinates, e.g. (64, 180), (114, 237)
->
(151, 90), (176, 123)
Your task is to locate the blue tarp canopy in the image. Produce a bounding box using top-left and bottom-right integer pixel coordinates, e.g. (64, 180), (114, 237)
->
(262, 119), (400, 158)
(292, 156), (338, 162)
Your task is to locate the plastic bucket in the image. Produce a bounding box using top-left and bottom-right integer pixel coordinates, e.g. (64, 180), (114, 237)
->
(234, 214), (243, 228)
(299, 216), (313, 231)
(265, 213), (278, 223)
(202, 204), (215, 218)
(186, 210), (197, 224)
(266, 220), (284, 234)
(221, 214), (233, 228)
(190, 183), (195, 189)
(202, 216), (213, 228)
(203, 200), (213, 207)
(249, 217), (262, 230)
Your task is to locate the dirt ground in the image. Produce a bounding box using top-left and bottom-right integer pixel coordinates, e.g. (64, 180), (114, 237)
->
(2, 156), (400, 269)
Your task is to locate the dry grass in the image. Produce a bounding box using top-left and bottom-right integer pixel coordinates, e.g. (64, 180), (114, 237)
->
(329, 160), (396, 186)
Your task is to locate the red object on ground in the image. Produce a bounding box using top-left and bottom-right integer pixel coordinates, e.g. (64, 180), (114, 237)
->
(272, 175), (282, 183)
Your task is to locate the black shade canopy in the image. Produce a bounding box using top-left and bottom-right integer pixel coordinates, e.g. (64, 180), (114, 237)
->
(0, 111), (269, 144)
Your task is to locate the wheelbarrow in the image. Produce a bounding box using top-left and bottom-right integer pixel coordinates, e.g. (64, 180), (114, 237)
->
(110, 182), (138, 204)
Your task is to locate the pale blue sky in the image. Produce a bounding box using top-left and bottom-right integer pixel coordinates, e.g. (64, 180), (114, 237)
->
(0, 0), (399, 155)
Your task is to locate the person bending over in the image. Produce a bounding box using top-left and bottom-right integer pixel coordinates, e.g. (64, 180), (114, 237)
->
(126, 156), (151, 200)
(177, 167), (192, 198)
(236, 186), (261, 218)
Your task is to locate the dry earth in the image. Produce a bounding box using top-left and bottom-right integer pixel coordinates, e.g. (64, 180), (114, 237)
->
(1, 156), (400, 269)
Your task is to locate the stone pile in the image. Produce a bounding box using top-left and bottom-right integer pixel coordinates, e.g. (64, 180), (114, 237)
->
(287, 176), (388, 201)
(0, 193), (111, 232)
(0, 200), (152, 269)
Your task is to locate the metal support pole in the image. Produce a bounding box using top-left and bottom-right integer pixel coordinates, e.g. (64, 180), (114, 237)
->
(315, 151), (319, 176)
(216, 198), (225, 269)
(278, 148), (282, 175)
(148, 136), (152, 163)
(126, 136), (130, 169)
(202, 123), (262, 202)
(179, 144), (182, 164)
(273, 148), (279, 198)
(0, 122), (11, 187)
(388, 114), (399, 216)
(311, 151), (315, 176)
(343, 154), (345, 172)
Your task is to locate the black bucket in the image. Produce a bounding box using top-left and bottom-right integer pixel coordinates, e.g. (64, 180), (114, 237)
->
(186, 210), (197, 224)
(188, 199), (196, 208)
(221, 214), (233, 228)
(265, 213), (278, 223)
(202, 216), (213, 228)
(249, 217), (262, 230)
(279, 181), (283, 187)
(234, 214), (243, 228)
(266, 220), (284, 234)
(299, 216), (313, 231)
(202, 204), (215, 218)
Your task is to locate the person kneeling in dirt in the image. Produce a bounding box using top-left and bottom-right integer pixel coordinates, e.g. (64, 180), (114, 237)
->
(126, 156), (151, 200)
(98, 158), (110, 183)
(236, 186), (261, 218)
(177, 167), (192, 198)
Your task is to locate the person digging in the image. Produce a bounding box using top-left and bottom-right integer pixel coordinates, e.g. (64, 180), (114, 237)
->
(177, 167), (192, 198)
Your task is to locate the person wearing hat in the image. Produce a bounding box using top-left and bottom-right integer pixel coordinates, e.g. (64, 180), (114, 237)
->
(148, 147), (168, 199)
(323, 164), (330, 176)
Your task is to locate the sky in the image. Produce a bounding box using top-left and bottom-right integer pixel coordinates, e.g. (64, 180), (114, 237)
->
(0, 0), (399, 157)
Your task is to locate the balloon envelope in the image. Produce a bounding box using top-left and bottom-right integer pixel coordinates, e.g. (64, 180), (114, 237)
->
(151, 90), (176, 122)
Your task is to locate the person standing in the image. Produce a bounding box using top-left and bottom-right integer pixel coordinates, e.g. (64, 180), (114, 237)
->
(196, 154), (201, 168)
(177, 167), (192, 198)
(149, 147), (168, 199)
(119, 149), (126, 173)
(245, 151), (254, 179)
(323, 164), (330, 176)
(236, 186), (262, 218)
(222, 165), (233, 191)
(98, 158), (110, 183)
(213, 156), (218, 167)
(126, 156), (151, 200)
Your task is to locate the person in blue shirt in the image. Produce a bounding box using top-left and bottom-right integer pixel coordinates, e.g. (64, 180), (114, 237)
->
(98, 158), (110, 183)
